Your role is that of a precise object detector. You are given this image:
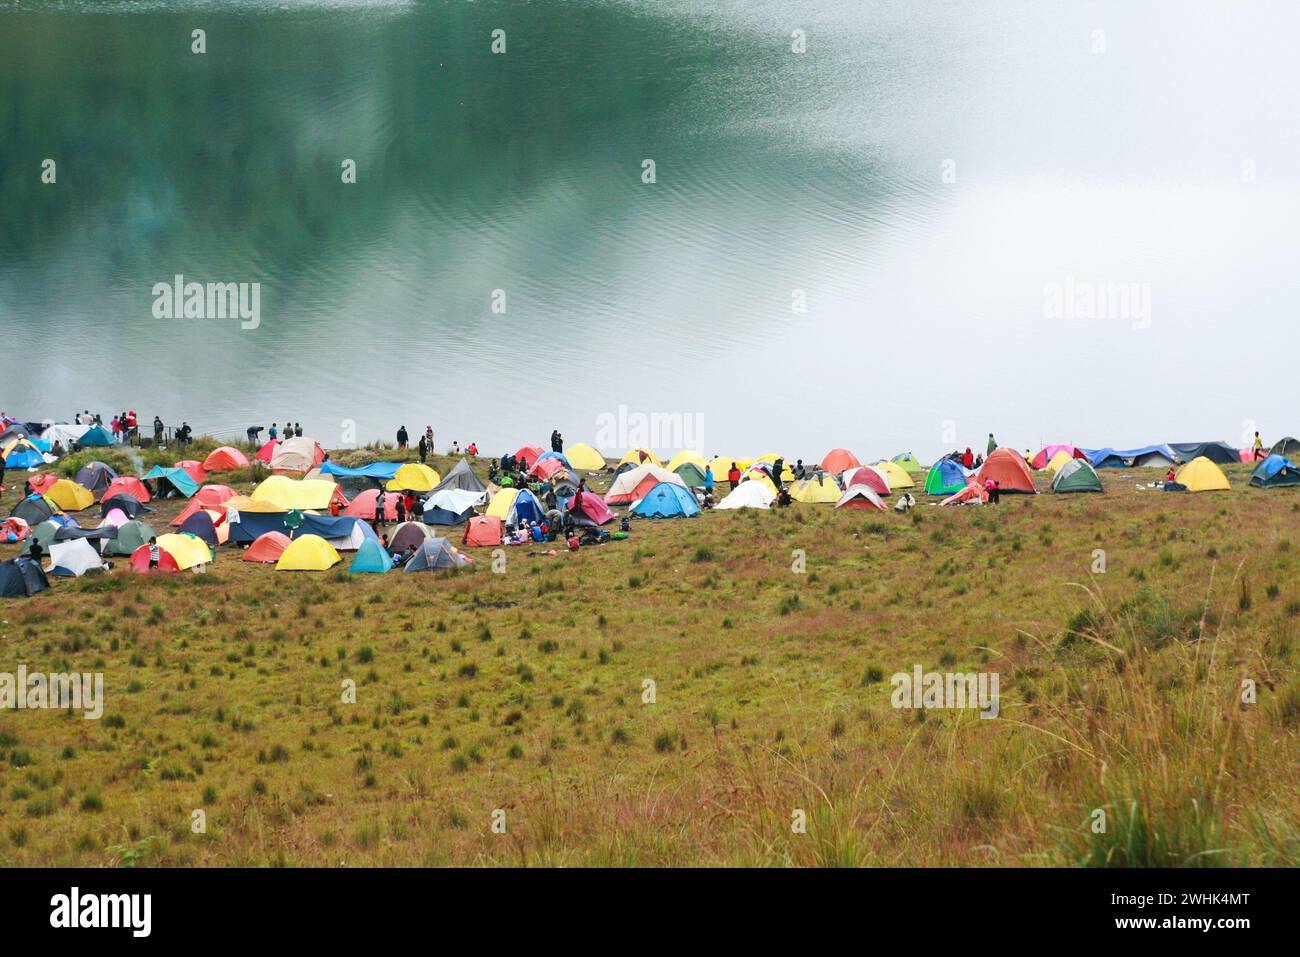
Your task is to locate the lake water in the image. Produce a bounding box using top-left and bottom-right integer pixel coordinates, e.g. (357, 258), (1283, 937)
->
(3, 0), (1297, 459)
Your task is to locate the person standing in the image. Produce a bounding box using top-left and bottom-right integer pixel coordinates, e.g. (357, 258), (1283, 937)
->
(727, 463), (740, 491)
(703, 465), (714, 498)
(294, 423), (303, 438)
(1253, 431), (1265, 461)
(987, 433), (997, 456)
(424, 425), (434, 453)
(418, 435), (428, 464)
(374, 490), (386, 527)
(397, 425), (409, 450)
(153, 416), (165, 444)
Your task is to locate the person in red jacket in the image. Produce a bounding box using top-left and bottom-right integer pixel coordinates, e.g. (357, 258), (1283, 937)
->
(962, 447), (974, 469)
(727, 464), (741, 490)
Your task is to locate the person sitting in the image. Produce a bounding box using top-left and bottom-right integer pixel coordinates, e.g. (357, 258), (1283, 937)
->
(567, 531), (580, 551)
(530, 522), (545, 543)
(776, 485), (792, 507)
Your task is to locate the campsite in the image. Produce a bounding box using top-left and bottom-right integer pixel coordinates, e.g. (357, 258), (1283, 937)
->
(0, 428), (1296, 867)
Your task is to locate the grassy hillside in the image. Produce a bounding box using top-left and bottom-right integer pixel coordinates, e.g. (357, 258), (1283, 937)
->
(0, 453), (1296, 866)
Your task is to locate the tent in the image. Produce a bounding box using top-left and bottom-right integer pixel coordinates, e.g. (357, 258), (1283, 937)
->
(27, 474), (59, 496)
(242, 531), (292, 563)
(1081, 448), (1128, 469)
(618, 448), (662, 468)
(320, 461), (401, 481)
(1250, 454), (1300, 489)
(1029, 445), (1087, 470)
(202, 446), (250, 472)
(102, 476), (151, 503)
(790, 475), (841, 503)
(98, 508), (130, 529)
(604, 464), (686, 506)
(44, 479), (95, 512)
(819, 448), (861, 475)
(632, 482), (701, 518)
(102, 520), (156, 557)
(1051, 458), (1104, 493)
(46, 538), (107, 578)
(77, 426), (114, 447)
(665, 450), (707, 474)
(940, 482), (989, 506)
(275, 534), (340, 571)
(10, 495), (62, 526)
(1168, 441), (1237, 465)
(874, 460), (915, 490)
(404, 538), (472, 572)
(528, 457), (567, 481)
(156, 533), (213, 570)
(924, 459), (969, 496)
(716, 481), (774, 510)
(142, 466), (200, 498)
(178, 511), (223, 548)
(1269, 437), (1300, 457)
(40, 423), (87, 450)
(432, 458), (488, 496)
(254, 438), (280, 463)
(509, 488), (546, 525)
(386, 463), (440, 492)
(708, 455), (747, 479)
(486, 487), (519, 520)
(389, 521), (433, 554)
(251, 476), (344, 511)
(1176, 456), (1231, 492)
(128, 544), (180, 574)
(100, 493), (150, 519)
(835, 484), (886, 511)
(0, 517), (30, 543)
(842, 466), (890, 496)
(74, 461), (117, 495)
(350, 538), (394, 573)
(891, 452), (926, 474)
(170, 486), (238, 526)
(344, 489), (401, 521)
(1128, 446), (1175, 469)
(0, 557), (50, 597)
(270, 436), (325, 473)
(175, 460), (208, 483)
(2, 438), (47, 469)
(563, 443), (606, 471)
(672, 462), (707, 488)
(568, 490), (615, 526)
(977, 449), (1037, 494)
(463, 515), (504, 547)
(422, 487), (482, 526)
(1044, 450), (1076, 475)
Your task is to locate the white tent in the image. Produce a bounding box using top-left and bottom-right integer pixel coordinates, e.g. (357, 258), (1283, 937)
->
(40, 423), (86, 450)
(716, 480), (775, 510)
(269, 436), (322, 473)
(604, 464), (686, 504)
(46, 538), (108, 577)
(835, 483), (887, 511)
(425, 486), (487, 513)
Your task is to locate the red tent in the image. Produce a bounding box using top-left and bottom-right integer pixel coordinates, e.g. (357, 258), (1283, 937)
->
(514, 445), (544, 469)
(175, 460), (208, 483)
(103, 476), (152, 503)
(1, 517), (30, 542)
(242, 531), (292, 563)
(529, 457), (566, 481)
(128, 544), (180, 574)
(27, 474), (59, 495)
(819, 448), (861, 475)
(171, 485), (238, 526)
(343, 489), (400, 521)
(254, 439), (280, 464)
(941, 482), (990, 506)
(203, 446), (251, 472)
(977, 449), (1037, 493)
(463, 515), (504, 547)
(841, 466), (889, 496)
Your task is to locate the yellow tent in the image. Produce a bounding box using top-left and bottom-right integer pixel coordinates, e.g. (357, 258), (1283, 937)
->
(157, 533), (212, 570)
(743, 471), (778, 494)
(1177, 456), (1230, 491)
(708, 455), (747, 477)
(223, 495), (290, 514)
(387, 463), (440, 492)
(564, 443), (606, 471)
(486, 487), (519, 519)
(665, 449), (708, 474)
(251, 476), (339, 510)
(872, 460), (915, 489)
(1044, 450), (1075, 474)
(45, 479), (95, 512)
(791, 476), (841, 503)
(618, 448), (662, 468)
(275, 534), (341, 571)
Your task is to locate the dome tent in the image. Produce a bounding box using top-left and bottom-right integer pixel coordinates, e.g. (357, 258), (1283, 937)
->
(1175, 456), (1230, 492)
(716, 481), (774, 510)
(1250, 454), (1300, 489)
(350, 538), (395, 573)
(924, 459), (968, 496)
(632, 482), (700, 518)
(275, 534), (341, 571)
(1051, 458), (1104, 493)
(977, 449), (1037, 494)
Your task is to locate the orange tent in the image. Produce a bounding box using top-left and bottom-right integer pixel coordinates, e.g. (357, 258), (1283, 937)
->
(203, 446), (250, 472)
(175, 460), (208, 483)
(941, 482), (989, 506)
(515, 445), (545, 469)
(103, 476), (152, 503)
(254, 439), (280, 463)
(27, 474), (59, 495)
(242, 531), (292, 563)
(128, 544), (179, 574)
(170, 485), (238, 526)
(463, 515), (503, 547)
(343, 489), (400, 521)
(820, 448), (861, 475)
(977, 449), (1037, 493)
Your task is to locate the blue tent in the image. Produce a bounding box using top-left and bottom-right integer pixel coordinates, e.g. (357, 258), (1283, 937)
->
(297, 514), (374, 541)
(1250, 454), (1300, 488)
(1168, 441), (1237, 465)
(228, 511), (291, 543)
(632, 482), (700, 518)
(78, 426), (114, 447)
(350, 538), (394, 573)
(924, 457), (969, 495)
(511, 489), (546, 525)
(319, 461), (401, 480)
(3, 442), (45, 469)
(1080, 448), (1128, 469)
(534, 451), (571, 469)
(142, 465), (199, 498)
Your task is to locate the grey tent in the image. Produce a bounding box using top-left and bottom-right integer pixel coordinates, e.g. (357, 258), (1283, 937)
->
(11, 495), (59, 526)
(102, 520), (156, 557)
(403, 538), (472, 572)
(101, 494), (151, 519)
(1269, 436), (1300, 457)
(0, 558), (50, 597)
(75, 461), (118, 495)
(432, 458), (487, 496)
(1168, 441), (1238, 465)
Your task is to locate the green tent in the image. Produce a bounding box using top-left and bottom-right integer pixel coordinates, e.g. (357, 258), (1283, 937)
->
(1051, 458), (1104, 493)
(1250, 454), (1300, 488)
(924, 460), (967, 496)
(892, 452), (926, 474)
(673, 462), (707, 488)
(103, 520), (156, 557)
